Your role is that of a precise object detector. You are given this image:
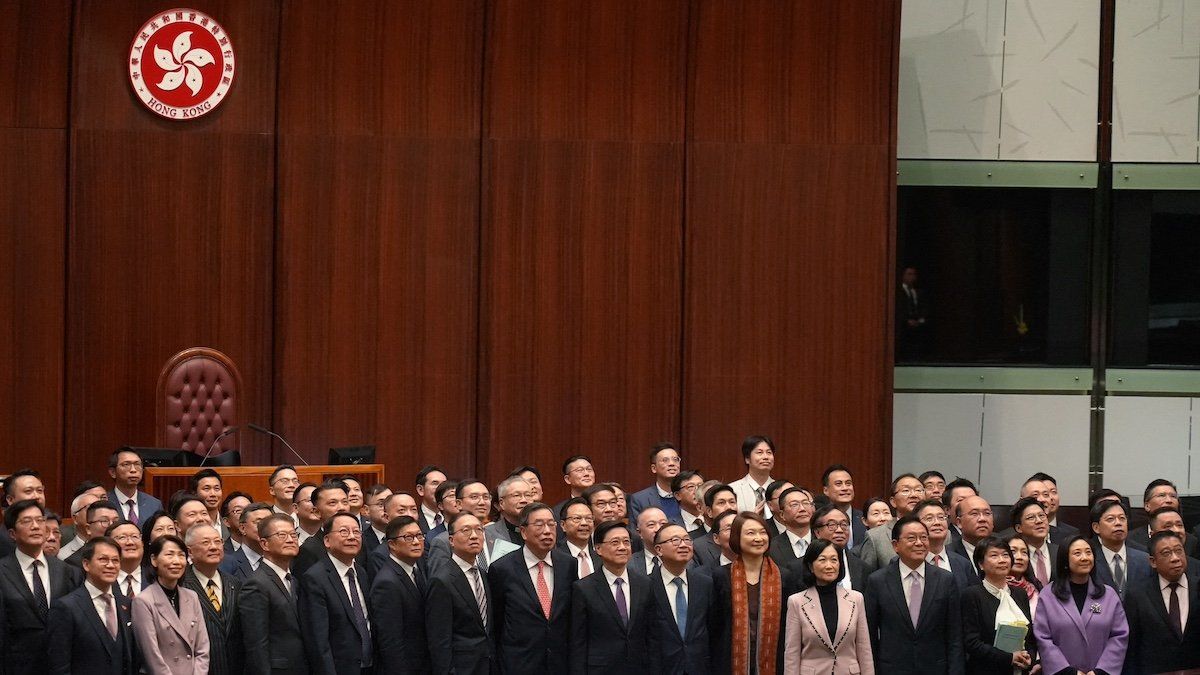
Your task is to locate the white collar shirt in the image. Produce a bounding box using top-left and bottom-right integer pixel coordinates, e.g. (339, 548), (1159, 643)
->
(15, 549), (50, 598)
(602, 566), (631, 617)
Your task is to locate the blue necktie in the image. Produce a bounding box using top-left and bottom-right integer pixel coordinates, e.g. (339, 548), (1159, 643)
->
(671, 577), (687, 638)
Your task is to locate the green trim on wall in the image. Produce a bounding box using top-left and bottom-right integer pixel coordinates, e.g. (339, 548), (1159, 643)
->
(1112, 164), (1200, 191)
(897, 160), (1099, 189)
(1106, 369), (1200, 395)
(894, 366), (1093, 393)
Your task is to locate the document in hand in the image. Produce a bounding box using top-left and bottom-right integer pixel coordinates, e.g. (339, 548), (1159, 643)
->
(993, 622), (1028, 653)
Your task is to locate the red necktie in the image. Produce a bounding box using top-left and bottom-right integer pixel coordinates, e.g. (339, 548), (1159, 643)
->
(535, 561), (552, 619)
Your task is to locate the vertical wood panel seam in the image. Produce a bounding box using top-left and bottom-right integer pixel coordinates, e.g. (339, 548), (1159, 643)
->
(474, 0), (491, 480)
(270, 0), (285, 465)
(60, 0), (80, 511)
(678, 0), (693, 448)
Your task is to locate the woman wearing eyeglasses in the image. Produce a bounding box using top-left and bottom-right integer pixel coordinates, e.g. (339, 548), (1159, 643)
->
(131, 534), (211, 674)
(783, 538), (874, 674)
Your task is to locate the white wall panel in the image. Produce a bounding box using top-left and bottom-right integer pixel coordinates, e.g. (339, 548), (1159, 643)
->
(893, 393), (986, 483)
(978, 394), (1092, 506)
(1103, 396), (1192, 505)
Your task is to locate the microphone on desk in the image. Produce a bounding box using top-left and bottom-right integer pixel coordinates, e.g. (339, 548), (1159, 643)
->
(199, 426), (239, 466)
(247, 423), (310, 466)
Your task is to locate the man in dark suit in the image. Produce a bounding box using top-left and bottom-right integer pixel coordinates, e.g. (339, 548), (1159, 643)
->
(369, 515), (430, 673)
(693, 487), (738, 569)
(292, 480), (355, 578)
(896, 265), (928, 360)
(1124, 530), (1200, 674)
(219, 491), (252, 554)
(672, 471), (708, 536)
(811, 505), (868, 591)
(299, 512), (374, 675)
(557, 497), (602, 578)
(489, 502), (576, 673)
(238, 513), (307, 675)
(1148, 505), (1200, 560)
(628, 443), (683, 525)
(57, 481), (108, 561)
(1129, 478), (1180, 551)
(649, 523), (721, 675)
(864, 515), (964, 675)
(1, 500), (81, 673)
(1091, 499), (1152, 599)
(569, 519), (660, 674)
(64, 501), (121, 569)
(183, 522), (242, 675)
(1027, 472), (1078, 544)
(107, 521), (152, 598)
(106, 448), (163, 527)
(0, 469), (47, 557)
(820, 465), (868, 550)
(1012, 497), (1058, 589)
(46, 537), (137, 674)
(361, 484), (392, 554)
(427, 479), (505, 572)
(938, 477), (977, 550)
(767, 487), (813, 568)
(221, 502), (272, 580)
(414, 465), (448, 534)
(426, 512), (495, 675)
(948, 495), (994, 576)
(915, 500), (978, 591)
(697, 510), (738, 572)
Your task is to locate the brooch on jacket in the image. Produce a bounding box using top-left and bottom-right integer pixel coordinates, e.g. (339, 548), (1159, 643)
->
(1089, 603), (1102, 614)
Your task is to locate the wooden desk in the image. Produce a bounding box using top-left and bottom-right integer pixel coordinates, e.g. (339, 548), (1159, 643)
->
(144, 464), (385, 505)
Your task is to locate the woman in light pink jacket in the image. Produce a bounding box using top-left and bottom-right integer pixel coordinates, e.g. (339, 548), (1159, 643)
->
(131, 534), (210, 674)
(783, 539), (874, 674)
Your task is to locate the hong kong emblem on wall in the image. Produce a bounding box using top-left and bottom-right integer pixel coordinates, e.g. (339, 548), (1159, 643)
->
(128, 9), (236, 120)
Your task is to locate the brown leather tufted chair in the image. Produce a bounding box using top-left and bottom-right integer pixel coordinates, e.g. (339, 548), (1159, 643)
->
(156, 347), (242, 458)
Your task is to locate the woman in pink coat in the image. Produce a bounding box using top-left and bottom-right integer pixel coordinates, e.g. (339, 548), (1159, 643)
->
(131, 534), (211, 674)
(783, 539), (874, 674)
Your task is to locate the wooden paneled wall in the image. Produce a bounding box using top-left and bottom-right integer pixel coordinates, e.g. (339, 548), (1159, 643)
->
(0, 0), (897, 511)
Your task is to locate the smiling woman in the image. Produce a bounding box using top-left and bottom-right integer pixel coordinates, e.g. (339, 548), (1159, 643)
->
(132, 534), (212, 674)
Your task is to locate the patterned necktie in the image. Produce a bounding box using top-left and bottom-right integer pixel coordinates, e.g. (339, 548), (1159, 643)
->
(1113, 554), (1126, 594)
(102, 592), (118, 638)
(1169, 582), (1183, 637)
(30, 560), (48, 615)
(125, 499), (139, 526)
(284, 572), (294, 597)
(434, 513), (444, 527)
(932, 554), (943, 570)
(671, 577), (687, 637)
(535, 561), (552, 620)
(613, 577), (629, 626)
(206, 579), (221, 612)
(754, 488), (765, 506)
(1034, 549), (1049, 587)
(578, 550), (592, 577)
(468, 567), (488, 628)
(795, 538), (807, 558)
(908, 570), (923, 627)
(125, 575), (136, 598)
(346, 569), (372, 666)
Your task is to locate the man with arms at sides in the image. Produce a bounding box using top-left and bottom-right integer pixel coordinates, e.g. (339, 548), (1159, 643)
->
(428, 479), (512, 570)
(821, 464), (867, 549)
(0, 500), (81, 674)
(220, 502), (271, 580)
(1091, 498), (1152, 599)
(557, 497), (601, 578)
(1130, 478), (1179, 551)
(554, 455), (597, 519)
(1028, 471), (1078, 543)
(864, 515), (965, 675)
(108, 520), (151, 598)
(914, 500), (978, 590)
(414, 465), (447, 534)
(488, 475), (534, 545)
(949, 495), (995, 576)
(369, 515), (430, 673)
(569, 519), (660, 675)
(1011, 496), (1058, 590)
(58, 481), (108, 561)
(693, 484), (739, 568)
(810, 504), (868, 591)
(47, 537), (137, 674)
(219, 491), (251, 553)
(294, 480), (372, 578)
(628, 443), (683, 525)
(651, 523), (722, 675)
(729, 435), (777, 517)
(939, 477), (977, 547)
(184, 523), (242, 675)
(298, 512), (374, 675)
(768, 486), (815, 567)
(1149, 505), (1200, 565)
(857, 473), (926, 574)
(361, 483), (392, 553)
(489, 502), (576, 674)
(700, 510), (739, 573)
(919, 471), (946, 503)
(426, 512), (495, 675)
(107, 449), (162, 528)
(238, 513), (306, 675)
(266, 464), (300, 519)
(761, 479), (794, 538)
(189, 468), (225, 536)
(65, 501), (121, 569)
(672, 471), (707, 536)
(291, 483), (321, 545)
(1124, 530), (1200, 674)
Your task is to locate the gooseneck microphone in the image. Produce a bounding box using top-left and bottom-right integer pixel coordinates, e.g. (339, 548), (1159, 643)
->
(199, 426), (239, 466)
(247, 423), (310, 465)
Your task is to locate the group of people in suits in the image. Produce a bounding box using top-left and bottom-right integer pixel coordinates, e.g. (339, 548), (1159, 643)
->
(3, 440), (1200, 673)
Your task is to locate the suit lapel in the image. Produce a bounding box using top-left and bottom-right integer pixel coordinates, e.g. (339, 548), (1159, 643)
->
(885, 565), (916, 634)
(449, 564), (486, 631)
(594, 573), (626, 630)
(915, 563), (938, 631)
(835, 588), (857, 646)
(322, 560), (360, 634)
(0, 557), (37, 606)
(78, 590), (119, 655)
(799, 590), (833, 649)
(150, 585), (191, 643)
(627, 573), (647, 629)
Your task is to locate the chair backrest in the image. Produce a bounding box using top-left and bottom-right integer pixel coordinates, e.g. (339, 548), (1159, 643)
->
(156, 347), (242, 456)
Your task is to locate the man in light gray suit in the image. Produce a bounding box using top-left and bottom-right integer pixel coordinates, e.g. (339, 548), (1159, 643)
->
(483, 476), (533, 547)
(857, 473), (926, 574)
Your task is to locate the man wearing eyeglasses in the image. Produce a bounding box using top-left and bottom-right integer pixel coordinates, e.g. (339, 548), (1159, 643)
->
(293, 480), (360, 578)
(266, 464), (301, 519)
(486, 476), (534, 545)
(488, 502), (576, 674)
(57, 481), (108, 561)
(427, 512), (495, 675)
(106, 450), (162, 531)
(858, 473), (926, 575)
(914, 500), (977, 591)
(809, 504), (868, 591)
(556, 498), (601, 577)
(649, 523), (721, 675)
(183, 523), (243, 675)
(106, 521), (150, 598)
(369, 515), (430, 673)
(47, 536), (137, 674)
(299, 511), (374, 674)
(767, 487), (814, 568)
(64, 501), (121, 569)
(1011, 496), (1058, 588)
(428, 479), (516, 572)
(239, 513), (305, 675)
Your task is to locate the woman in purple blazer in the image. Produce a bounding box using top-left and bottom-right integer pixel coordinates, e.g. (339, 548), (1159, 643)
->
(1032, 535), (1127, 675)
(131, 534), (211, 674)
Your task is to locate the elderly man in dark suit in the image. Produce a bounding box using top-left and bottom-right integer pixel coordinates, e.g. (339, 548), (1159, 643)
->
(810, 505), (868, 591)
(299, 512), (374, 675)
(426, 512), (495, 675)
(864, 515), (964, 675)
(183, 522), (242, 675)
(0, 500), (81, 674)
(238, 513), (307, 675)
(767, 487), (814, 568)
(1125, 530), (1200, 674)
(369, 515), (430, 673)
(489, 502), (577, 674)
(46, 537), (137, 674)
(649, 523), (722, 675)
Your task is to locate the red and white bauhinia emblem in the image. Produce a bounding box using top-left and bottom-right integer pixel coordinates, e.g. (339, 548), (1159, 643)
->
(128, 8), (236, 120)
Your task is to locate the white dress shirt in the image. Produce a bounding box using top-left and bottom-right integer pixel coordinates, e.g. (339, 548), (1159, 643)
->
(422, 505), (440, 529)
(1160, 574), (1190, 628)
(602, 567), (631, 618)
(661, 568), (689, 619)
(118, 568), (142, 596)
(565, 541), (594, 576)
(641, 549), (661, 575)
(1100, 543), (1128, 578)
(926, 549), (951, 572)
(681, 509), (706, 533)
(784, 529), (811, 557)
(15, 549), (51, 598)
(524, 547), (554, 602)
(86, 581), (115, 625)
(329, 554), (369, 625)
(243, 546), (263, 571)
(262, 558), (293, 592)
(838, 550), (853, 590)
(193, 567), (222, 597)
(114, 487), (139, 522)
(390, 554), (418, 585)
(900, 560), (925, 606)
(370, 526), (387, 546)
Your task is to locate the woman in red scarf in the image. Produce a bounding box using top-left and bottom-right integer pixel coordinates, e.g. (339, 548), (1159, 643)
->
(714, 511), (800, 675)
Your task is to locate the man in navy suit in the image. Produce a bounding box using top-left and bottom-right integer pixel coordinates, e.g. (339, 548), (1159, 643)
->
(864, 515), (964, 675)
(220, 491), (252, 553)
(557, 497), (602, 578)
(914, 500), (979, 591)
(106, 448), (163, 528)
(649, 523), (722, 675)
(569, 519), (660, 674)
(298, 512), (374, 675)
(1124, 530), (1200, 674)
(361, 484), (393, 554)
(0, 500), (82, 674)
(1091, 499), (1152, 599)
(628, 443), (683, 525)
(47, 537), (137, 674)
(489, 501), (577, 673)
(220, 502), (272, 580)
(369, 515), (430, 673)
(820, 464), (868, 550)
(238, 513), (307, 675)
(414, 465), (448, 534)
(425, 512), (495, 675)
(0, 469), (47, 558)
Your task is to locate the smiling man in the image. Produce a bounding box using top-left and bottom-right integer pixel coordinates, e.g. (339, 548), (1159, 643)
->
(858, 473), (926, 574)
(1123, 530), (1200, 673)
(183, 522), (242, 675)
(730, 435), (777, 517)
(628, 443), (684, 524)
(48, 537), (136, 674)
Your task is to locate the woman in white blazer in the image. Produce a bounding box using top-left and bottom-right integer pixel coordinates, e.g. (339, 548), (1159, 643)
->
(784, 538), (874, 675)
(131, 534), (210, 674)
